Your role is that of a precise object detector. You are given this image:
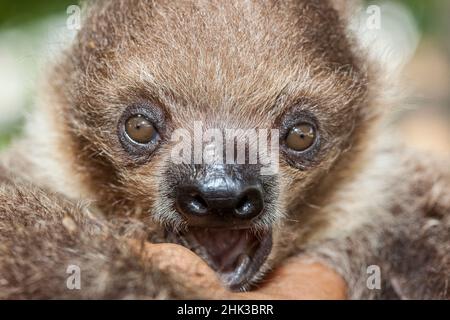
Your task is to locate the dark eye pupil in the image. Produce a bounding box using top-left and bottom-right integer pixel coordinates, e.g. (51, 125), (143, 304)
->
(125, 115), (156, 144)
(286, 124), (316, 151)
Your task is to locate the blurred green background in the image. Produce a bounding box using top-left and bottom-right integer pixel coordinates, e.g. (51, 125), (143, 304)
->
(0, 0), (449, 154)
(0, 1), (73, 28)
(0, 0), (446, 32)
(0, 0), (74, 148)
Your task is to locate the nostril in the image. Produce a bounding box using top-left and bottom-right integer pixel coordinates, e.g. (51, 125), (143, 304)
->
(176, 186), (209, 217)
(235, 194), (251, 214)
(234, 187), (264, 220)
(176, 183), (264, 222)
(189, 194), (208, 214)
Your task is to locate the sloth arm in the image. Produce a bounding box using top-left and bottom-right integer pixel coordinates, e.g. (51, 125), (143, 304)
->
(0, 170), (221, 299)
(305, 212), (450, 300)
(304, 157), (450, 300)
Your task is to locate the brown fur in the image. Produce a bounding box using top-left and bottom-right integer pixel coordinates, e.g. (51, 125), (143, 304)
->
(0, 0), (448, 299)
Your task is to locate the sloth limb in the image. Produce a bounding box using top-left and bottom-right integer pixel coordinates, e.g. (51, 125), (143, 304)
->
(308, 213), (450, 299)
(0, 168), (225, 299)
(306, 158), (450, 300)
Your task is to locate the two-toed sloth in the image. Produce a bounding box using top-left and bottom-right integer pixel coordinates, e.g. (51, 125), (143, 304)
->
(0, 0), (448, 299)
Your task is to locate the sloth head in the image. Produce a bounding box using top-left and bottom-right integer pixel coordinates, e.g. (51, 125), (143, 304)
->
(47, 0), (375, 290)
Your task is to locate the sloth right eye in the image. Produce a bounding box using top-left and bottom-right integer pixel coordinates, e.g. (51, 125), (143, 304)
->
(125, 114), (159, 144)
(285, 123), (316, 152)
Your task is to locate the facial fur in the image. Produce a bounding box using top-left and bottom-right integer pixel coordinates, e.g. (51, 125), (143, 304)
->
(38, 0), (378, 290)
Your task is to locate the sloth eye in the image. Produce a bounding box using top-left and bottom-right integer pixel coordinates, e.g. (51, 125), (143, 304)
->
(125, 114), (159, 144)
(285, 123), (316, 151)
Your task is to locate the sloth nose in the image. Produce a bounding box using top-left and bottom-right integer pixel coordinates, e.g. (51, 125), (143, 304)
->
(176, 184), (264, 226)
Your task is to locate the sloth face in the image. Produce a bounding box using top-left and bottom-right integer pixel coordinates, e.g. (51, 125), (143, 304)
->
(56, 0), (371, 290)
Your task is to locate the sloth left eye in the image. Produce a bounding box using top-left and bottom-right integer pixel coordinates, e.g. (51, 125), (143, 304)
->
(125, 114), (159, 144)
(285, 123), (316, 152)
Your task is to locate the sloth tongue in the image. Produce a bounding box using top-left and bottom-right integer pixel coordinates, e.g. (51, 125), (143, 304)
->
(189, 228), (258, 283)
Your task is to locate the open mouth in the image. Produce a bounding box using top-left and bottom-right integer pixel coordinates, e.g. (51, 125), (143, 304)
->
(168, 227), (272, 291)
